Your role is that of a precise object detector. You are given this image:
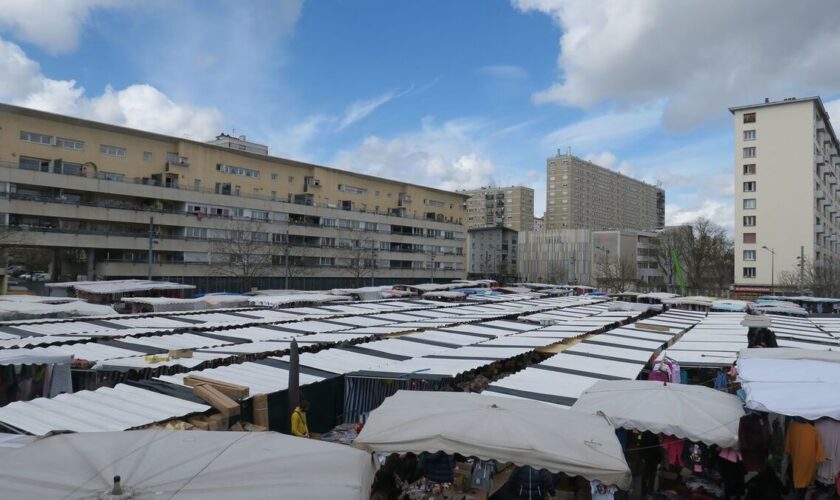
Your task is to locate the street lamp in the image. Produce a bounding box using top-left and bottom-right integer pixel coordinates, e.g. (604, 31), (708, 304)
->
(762, 246), (776, 295)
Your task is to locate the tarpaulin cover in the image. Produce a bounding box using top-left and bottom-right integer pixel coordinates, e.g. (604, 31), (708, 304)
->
(572, 380), (745, 448)
(353, 390), (631, 489)
(0, 430), (374, 499)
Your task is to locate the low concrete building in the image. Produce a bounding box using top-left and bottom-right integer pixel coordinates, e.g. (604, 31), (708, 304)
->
(467, 227), (518, 281)
(517, 229), (664, 287)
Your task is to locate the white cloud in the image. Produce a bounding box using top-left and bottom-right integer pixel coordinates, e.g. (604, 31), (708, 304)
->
(332, 117), (500, 192)
(338, 89), (405, 131)
(477, 64), (528, 80)
(541, 104), (661, 151)
(0, 0), (119, 54)
(266, 114), (335, 161)
(825, 98), (840, 126)
(582, 151), (633, 176)
(667, 199), (733, 233)
(511, 0), (840, 128)
(0, 37), (221, 139)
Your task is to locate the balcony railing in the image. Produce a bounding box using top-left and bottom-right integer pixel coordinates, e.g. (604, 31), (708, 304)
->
(1, 160), (466, 225)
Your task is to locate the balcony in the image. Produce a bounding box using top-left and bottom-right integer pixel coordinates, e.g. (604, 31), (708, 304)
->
(1, 160), (466, 227)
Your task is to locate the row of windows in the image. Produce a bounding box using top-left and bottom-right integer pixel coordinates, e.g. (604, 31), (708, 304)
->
(338, 184), (367, 195)
(21, 130), (85, 151)
(216, 163), (260, 178)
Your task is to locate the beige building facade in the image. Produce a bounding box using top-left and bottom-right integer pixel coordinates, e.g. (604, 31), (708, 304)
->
(730, 96), (839, 295)
(545, 153), (665, 231)
(460, 186), (534, 232)
(517, 228), (663, 287)
(0, 104), (468, 291)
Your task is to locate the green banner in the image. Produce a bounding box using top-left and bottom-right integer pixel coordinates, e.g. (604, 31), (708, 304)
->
(672, 249), (686, 295)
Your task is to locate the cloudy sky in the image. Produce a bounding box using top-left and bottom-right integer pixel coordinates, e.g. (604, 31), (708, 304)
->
(2, 0), (840, 231)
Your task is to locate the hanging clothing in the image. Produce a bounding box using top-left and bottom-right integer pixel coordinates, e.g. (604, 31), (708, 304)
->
(739, 413), (771, 472)
(785, 420), (826, 488)
(714, 371), (728, 391)
(816, 418), (840, 485)
(590, 480), (618, 500)
(662, 435), (685, 467)
(647, 369), (669, 383)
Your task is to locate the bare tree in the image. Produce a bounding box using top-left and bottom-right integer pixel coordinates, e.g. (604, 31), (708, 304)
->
(544, 259), (567, 284)
(209, 220), (277, 291)
(597, 255), (638, 292)
(779, 257), (840, 296)
(276, 231), (314, 289)
(343, 241), (377, 287)
(654, 225), (691, 288)
(655, 218), (733, 293)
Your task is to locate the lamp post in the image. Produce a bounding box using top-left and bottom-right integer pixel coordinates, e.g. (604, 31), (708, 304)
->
(762, 246), (776, 295)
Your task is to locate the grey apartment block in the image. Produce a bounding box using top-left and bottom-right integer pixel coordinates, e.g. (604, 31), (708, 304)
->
(546, 152), (665, 231)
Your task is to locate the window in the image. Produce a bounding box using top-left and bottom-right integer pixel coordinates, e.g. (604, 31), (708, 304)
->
(19, 131), (52, 145)
(55, 137), (84, 151)
(744, 112), (756, 123)
(100, 144), (126, 158)
(143, 151), (153, 162)
(288, 176), (295, 184)
(743, 147), (756, 158)
(743, 215), (756, 226)
(338, 184), (367, 195)
(743, 130), (756, 141)
(193, 179), (201, 190)
(743, 198), (756, 209)
(97, 171), (124, 182)
(743, 181), (756, 192)
(743, 250), (756, 261)
(216, 163), (259, 178)
(270, 173), (278, 181)
(743, 233), (756, 244)
(743, 164), (756, 175)
(19, 156), (50, 172)
(743, 267), (756, 278)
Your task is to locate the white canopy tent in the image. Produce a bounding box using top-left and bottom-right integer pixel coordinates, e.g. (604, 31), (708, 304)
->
(352, 391), (631, 489)
(737, 348), (840, 420)
(0, 430), (374, 499)
(572, 380), (745, 448)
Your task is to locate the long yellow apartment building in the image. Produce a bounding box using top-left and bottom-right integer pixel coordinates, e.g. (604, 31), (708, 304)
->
(0, 104), (468, 291)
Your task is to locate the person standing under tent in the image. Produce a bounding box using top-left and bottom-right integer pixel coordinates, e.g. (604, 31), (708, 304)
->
(291, 400), (310, 438)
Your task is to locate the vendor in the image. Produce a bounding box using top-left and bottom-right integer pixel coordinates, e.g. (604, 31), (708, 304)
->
(496, 465), (555, 500)
(291, 400), (310, 437)
(422, 451), (455, 484)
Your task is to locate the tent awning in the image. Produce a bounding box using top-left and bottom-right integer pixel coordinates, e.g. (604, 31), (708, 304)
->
(352, 391), (631, 489)
(572, 380), (745, 448)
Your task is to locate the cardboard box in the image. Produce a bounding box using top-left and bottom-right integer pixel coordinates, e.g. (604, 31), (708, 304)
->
(193, 384), (241, 417)
(252, 394), (269, 428)
(169, 349), (193, 359)
(184, 375), (249, 399)
(207, 414), (229, 431)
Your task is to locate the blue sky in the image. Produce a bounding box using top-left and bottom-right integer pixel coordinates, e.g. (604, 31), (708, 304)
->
(2, 0), (840, 231)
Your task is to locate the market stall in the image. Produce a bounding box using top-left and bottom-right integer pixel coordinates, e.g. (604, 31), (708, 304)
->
(0, 430), (374, 499)
(353, 390), (631, 498)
